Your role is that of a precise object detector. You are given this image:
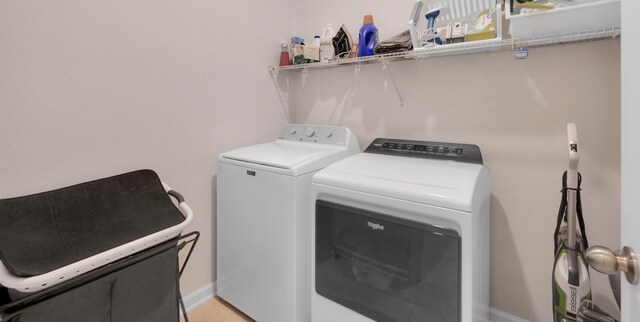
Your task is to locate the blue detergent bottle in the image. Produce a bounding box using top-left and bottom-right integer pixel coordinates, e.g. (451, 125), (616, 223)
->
(358, 15), (378, 57)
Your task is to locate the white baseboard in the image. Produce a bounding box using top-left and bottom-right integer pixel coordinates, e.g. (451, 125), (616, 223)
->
(182, 282), (216, 312)
(181, 283), (528, 322)
(490, 307), (531, 322)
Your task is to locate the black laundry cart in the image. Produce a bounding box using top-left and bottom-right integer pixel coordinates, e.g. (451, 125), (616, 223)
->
(0, 170), (199, 322)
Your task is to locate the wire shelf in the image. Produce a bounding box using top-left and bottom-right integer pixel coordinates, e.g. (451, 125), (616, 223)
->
(268, 26), (620, 73)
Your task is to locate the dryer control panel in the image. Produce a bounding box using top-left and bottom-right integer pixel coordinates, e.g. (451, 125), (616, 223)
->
(278, 125), (350, 146)
(365, 138), (483, 164)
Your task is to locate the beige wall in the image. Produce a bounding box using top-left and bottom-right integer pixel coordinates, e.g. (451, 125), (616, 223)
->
(286, 6), (621, 319)
(0, 0), (292, 295)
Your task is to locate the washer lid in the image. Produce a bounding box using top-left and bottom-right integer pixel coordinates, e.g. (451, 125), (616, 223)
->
(312, 153), (490, 212)
(219, 141), (349, 174)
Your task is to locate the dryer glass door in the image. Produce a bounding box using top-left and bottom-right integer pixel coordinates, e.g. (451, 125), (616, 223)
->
(315, 200), (461, 322)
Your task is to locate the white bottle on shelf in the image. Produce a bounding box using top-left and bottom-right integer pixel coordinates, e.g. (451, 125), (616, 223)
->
(320, 24), (336, 63)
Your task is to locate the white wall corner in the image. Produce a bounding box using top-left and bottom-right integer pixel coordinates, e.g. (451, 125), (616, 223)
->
(182, 282), (216, 312)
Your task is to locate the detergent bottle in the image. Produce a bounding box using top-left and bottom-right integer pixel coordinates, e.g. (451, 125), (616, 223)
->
(358, 15), (378, 57)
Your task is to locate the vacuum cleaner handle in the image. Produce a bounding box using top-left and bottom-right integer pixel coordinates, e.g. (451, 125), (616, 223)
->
(567, 123), (579, 249)
(566, 123), (589, 250)
(567, 123), (579, 171)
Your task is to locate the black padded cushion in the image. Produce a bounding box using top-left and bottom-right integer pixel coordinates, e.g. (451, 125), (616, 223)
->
(0, 170), (186, 277)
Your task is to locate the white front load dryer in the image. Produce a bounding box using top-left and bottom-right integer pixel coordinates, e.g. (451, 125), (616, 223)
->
(216, 124), (360, 322)
(311, 138), (491, 322)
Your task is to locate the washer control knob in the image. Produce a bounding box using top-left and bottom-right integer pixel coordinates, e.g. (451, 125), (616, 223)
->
(323, 128), (334, 138)
(305, 127), (315, 137)
(289, 127), (297, 135)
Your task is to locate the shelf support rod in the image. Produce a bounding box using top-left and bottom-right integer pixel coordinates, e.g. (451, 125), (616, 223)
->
(382, 60), (404, 108)
(268, 67), (293, 123)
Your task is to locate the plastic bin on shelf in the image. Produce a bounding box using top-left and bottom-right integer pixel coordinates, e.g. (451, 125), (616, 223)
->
(409, 0), (503, 57)
(506, 0), (620, 39)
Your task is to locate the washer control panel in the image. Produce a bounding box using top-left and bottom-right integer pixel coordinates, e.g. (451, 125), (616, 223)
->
(278, 125), (349, 146)
(365, 138), (483, 164)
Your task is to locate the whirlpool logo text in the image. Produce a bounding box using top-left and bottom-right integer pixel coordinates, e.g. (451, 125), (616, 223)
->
(367, 221), (384, 231)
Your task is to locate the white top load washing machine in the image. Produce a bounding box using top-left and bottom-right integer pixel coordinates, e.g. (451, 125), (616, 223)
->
(311, 138), (491, 322)
(217, 124), (360, 322)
